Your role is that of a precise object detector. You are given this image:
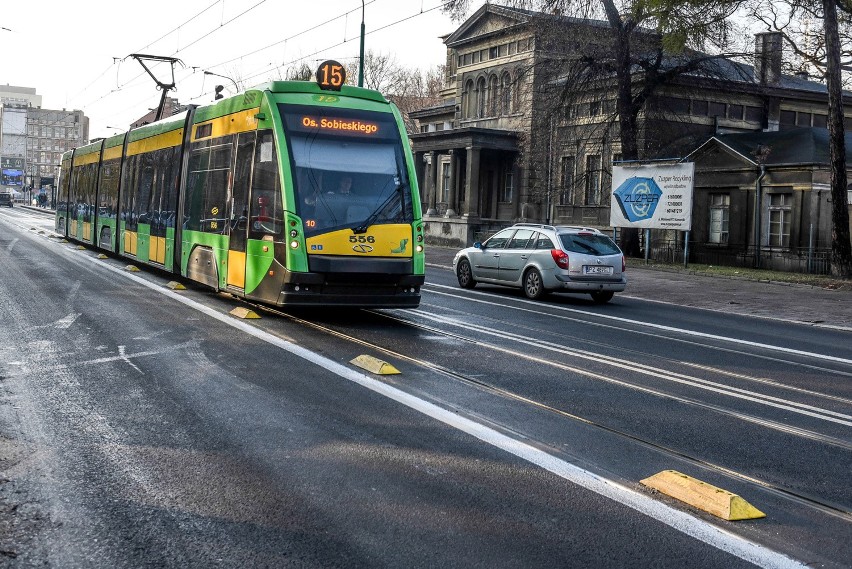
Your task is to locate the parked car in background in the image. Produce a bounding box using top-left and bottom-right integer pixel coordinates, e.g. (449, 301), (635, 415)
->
(0, 192), (13, 207)
(453, 223), (626, 303)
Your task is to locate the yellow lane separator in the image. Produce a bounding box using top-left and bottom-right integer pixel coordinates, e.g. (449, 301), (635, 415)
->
(351, 355), (400, 375)
(640, 470), (765, 521)
(229, 307), (260, 319)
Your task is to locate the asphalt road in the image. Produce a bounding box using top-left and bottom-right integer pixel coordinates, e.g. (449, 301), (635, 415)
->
(1, 206), (849, 568)
(424, 246), (852, 331)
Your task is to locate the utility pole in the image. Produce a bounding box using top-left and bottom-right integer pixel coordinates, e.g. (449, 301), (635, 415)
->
(129, 54), (183, 122)
(358, 0), (365, 87)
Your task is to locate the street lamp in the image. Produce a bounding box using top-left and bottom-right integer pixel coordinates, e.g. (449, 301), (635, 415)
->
(359, 0), (365, 87)
(203, 71), (240, 93)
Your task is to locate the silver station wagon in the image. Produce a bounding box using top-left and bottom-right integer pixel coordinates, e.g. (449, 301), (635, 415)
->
(453, 223), (626, 303)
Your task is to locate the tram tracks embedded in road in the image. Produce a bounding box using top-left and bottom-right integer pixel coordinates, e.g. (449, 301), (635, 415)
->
(423, 285), (852, 376)
(248, 301), (852, 522)
(408, 308), (852, 429)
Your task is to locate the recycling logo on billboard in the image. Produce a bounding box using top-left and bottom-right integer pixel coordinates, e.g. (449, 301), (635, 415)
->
(612, 177), (663, 223)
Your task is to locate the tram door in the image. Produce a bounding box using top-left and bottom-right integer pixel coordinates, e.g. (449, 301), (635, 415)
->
(226, 132), (256, 289)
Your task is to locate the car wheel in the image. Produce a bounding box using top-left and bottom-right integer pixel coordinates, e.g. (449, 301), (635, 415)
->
(456, 258), (476, 289)
(523, 268), (546, 299)
(590, 291), (614, 304)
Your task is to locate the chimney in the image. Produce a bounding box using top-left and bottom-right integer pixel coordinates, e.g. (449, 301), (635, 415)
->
(754, 32), (783, 86)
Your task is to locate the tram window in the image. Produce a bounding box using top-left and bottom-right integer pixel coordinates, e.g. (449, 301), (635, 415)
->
(121, 155), (140, 230)
(156, 146), (179, 230)
(137, 153), (155, 227)
(231, 132), (255, 240)
(150, 146), (180, 233)
(249, 131), (282, 238)
(184, 140), (233, 233)
(79, 163), (97, 222)
(184, 149), (209, 231)
(98, 159), (120, 218)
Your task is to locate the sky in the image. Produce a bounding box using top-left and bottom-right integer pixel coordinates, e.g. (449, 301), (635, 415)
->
(1, 0), (484, 139)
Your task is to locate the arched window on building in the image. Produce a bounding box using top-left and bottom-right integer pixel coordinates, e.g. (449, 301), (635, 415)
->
(501, 72), (512, 115)
(488, 75), (499, 116)
(463, 80), (475, 118)
(476, 77), (487, 118)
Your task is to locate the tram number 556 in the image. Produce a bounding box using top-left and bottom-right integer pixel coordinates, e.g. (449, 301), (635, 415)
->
(349, 235), (375, 244)
(316, 60), (346, 91)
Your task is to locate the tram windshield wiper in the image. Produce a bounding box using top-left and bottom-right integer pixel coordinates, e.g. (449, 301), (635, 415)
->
(352, 182), (403, 234)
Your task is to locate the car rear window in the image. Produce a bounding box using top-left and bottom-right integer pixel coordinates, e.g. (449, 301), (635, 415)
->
(559, 233), (620, 255)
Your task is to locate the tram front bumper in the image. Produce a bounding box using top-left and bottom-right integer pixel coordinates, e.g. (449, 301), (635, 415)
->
(278, 270), (423, 308)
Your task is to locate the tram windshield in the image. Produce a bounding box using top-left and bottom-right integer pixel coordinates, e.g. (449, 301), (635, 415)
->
(279, 105), (413, 236)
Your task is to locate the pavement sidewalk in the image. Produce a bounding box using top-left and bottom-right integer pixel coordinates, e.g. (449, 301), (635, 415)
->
(424, 246), (852, 331)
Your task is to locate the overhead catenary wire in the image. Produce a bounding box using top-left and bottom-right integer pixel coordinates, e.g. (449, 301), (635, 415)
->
(238, 0), (454, 85)
(74, 0), (457, 134)
(202, 0), (379, 72)
(137, 0), (222, 54)
(170, 0), (269, 56)
(67, 0), (222, 106)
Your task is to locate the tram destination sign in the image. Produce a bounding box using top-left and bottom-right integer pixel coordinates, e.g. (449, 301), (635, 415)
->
(610, 162), (694, 231)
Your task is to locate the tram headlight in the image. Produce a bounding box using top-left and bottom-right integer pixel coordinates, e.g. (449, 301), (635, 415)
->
(290, 240), (299, 249)
(416, 245), (424, 253)
(290, 229), (298, 238)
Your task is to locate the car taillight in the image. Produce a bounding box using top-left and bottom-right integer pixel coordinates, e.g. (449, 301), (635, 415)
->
(622, 256), (626, 272)
(551, 249), (570, 269)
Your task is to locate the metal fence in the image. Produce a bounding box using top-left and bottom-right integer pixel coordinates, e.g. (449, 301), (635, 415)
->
(645, 238), (833, 275)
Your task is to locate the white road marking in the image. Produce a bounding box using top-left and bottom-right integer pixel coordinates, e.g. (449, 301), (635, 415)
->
(118, 345), (143, 374)
(425, 284), (852, 365)
(76, 253), (806, 569)
(410, 310), (852, 427)
(55, 313), (81, 329)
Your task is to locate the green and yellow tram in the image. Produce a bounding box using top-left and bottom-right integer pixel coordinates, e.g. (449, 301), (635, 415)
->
(57, 70), (425, 307)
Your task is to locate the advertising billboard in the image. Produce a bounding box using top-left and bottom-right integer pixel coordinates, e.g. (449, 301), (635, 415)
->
(610, 163), (694, 231)
(1, 168), (24, 186)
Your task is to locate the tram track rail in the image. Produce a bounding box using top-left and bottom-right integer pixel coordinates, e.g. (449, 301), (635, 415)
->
(247, 300), (852, 522)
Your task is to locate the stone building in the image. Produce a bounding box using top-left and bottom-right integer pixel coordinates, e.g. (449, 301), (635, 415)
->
(0, 85), (88, 197)
(686, 128), (852, 273)
(411, 4), (852, 271)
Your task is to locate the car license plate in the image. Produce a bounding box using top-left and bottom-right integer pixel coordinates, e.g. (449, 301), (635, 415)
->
(583, 265), (613, 275)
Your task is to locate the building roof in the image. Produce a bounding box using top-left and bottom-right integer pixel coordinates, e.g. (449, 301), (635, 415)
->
(673, 51), (832, 96)
(689, 127), (852, 166)
(409, 100), (455, 119)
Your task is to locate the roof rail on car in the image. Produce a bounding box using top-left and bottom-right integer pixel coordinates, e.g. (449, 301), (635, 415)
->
(513, 222), (556, 231)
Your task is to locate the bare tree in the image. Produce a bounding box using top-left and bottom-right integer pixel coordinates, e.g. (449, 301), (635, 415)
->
(282, 62), (314, 82)
(824, 0), (852, 277)
(345, 50), (445, 133)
